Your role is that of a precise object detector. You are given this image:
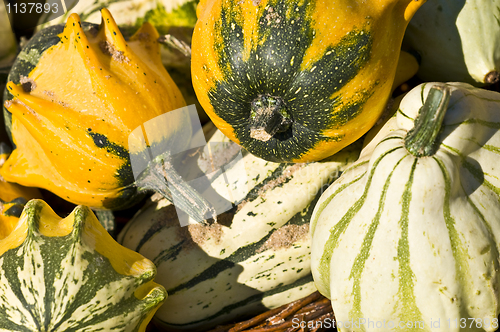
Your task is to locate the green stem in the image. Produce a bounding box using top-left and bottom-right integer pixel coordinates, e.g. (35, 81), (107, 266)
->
(404, 84), (451, 157)
(135, 151), (217, 225)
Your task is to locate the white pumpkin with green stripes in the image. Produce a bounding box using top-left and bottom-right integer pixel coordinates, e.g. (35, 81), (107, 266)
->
(118, 128), (361, 330)
(0, 199), (166, 332)
(311, 82), (500, 332)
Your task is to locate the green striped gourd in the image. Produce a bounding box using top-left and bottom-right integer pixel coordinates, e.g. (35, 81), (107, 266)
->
(403, 0), (500, 86)
(0, 199), (166, 331)
(311, 82), (500, 331)
(118, 127), (361, 330)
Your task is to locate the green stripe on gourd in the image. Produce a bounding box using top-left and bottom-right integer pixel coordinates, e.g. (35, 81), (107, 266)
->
(118, 127), (361, 331)
(207, 0), (372, 162)
(310, 82), (500, 332)
(0, 200), (166, 332)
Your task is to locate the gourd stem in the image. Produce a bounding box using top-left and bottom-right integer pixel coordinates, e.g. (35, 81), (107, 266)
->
(135, 151), (217, 225)
(249, 95), (291, 142)
(158, 35), (192, 57)
(404, 85), (450, 157)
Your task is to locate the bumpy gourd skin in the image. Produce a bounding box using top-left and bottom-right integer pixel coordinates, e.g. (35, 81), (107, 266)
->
(192, 0), (426, 163)
(1, 9), (189, 210)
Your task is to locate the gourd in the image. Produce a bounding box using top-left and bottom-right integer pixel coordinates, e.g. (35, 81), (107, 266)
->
(191, 0), (426, 163)
(0, 199), (166, 331)
(0, 143), (42, 239)
(0, 5), (16, 68)
(117, 126), (361, 330)
(37, 0), (199, 74)
(2, 9), (215, 223)
(38, 0), (199, 31)
(310, 82), (500, 331)
(403, 0), (500, 86)
(0, 3), (16, 143)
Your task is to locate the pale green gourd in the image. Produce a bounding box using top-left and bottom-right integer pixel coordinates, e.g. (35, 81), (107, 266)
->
(311, 82), (500, 332)
(403, 0), (500, 85)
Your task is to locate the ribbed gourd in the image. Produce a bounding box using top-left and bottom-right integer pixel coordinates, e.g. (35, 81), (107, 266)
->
(118, 126), (361, 330)
(2, 9), (215, 223)
(0, 199), (166, 331)
(0, 144), (42, 240)
(310, 82), (500, 331)
(191, 0), (426, 163)
(403, 0), (500, 86)
(37, 0), (200, 74)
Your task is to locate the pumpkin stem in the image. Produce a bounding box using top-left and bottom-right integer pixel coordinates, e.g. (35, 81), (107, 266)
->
(135, 151), (217, 225)
(404, 84), (450, 157)
(249, 94), (292, 141)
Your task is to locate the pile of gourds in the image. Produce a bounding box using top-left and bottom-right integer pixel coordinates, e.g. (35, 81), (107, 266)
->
(1, 0), (500, 331)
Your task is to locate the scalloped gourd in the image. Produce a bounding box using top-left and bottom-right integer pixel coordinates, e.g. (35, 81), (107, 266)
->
(1, 9), (215, 223)
(118, 126), (361, 330)
(0, 199), (166, 331)
(36, 0), (200, 76)
(0, 145), (42, 239)
(191, 0), (426, 162)
(403, 0), (500, 86)
(310, 82), (500, 331)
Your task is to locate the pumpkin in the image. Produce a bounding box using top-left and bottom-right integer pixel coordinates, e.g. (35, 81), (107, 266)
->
(2, 9), (216, 223)
(191, 0), (426, 163)
(0, 199), (166, 331)
(403, 0), (500, 86)
(310, 82), (500, 331)
(117, 125), (361, 330)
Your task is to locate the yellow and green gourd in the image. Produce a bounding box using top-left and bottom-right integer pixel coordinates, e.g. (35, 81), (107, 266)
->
(0, 144), (42, 239)
(0, 199), (166, 331)
(2, 9), (215, 223)
(311, 82), (500, 331)
(191, 0), (426, 162)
